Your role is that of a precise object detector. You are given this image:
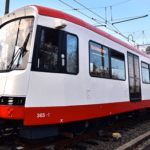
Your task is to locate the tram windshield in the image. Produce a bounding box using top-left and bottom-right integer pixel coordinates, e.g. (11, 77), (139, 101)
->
(0, 18), (34, 71)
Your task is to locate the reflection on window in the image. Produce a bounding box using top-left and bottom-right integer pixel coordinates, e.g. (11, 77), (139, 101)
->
(142, 62), (150, 83)
(67, 34), (78, 73)
(134, 56), (140, 78)
(37, 28), (59, 71)
(0, 20), (19, 70)
(0, 18), (34, 71)
(128, 55), (134, 77)
(90, 41), (109, 77)
(14, 18), (34, 69)
(111, 50), (125, 80)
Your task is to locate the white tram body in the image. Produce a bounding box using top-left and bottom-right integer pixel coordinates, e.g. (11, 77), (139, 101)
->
(0, 5), (150, 138)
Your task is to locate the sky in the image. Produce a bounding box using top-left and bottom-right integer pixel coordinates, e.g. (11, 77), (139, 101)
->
(0, 0), (150, 51)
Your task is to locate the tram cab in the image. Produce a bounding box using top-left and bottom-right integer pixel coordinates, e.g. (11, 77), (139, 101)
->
(0, 8), (35, 119)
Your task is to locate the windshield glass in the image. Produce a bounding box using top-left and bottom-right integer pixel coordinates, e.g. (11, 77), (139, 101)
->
(0, 18), (34, 71)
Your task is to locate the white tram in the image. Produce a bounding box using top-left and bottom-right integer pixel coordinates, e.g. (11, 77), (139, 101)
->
(0, 5), (150, 139)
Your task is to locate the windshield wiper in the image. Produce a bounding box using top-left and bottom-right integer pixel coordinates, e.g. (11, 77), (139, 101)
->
(7, 33), (30, 70)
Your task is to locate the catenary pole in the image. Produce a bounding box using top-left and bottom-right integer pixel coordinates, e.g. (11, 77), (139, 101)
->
(5, 0), (10, 15)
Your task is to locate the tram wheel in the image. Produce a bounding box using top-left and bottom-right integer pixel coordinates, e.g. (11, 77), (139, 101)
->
(73, 121), (86, 136)
(107, 116), (116, 126)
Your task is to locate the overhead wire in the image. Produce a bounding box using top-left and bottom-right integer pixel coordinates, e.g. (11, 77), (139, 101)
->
(59, 0), (117, 33)
(59, 0), (103, 24)
(135, 33), (142, 42)
(73, 0), (134, 44)
(72, 0), (136, 47)
(130, 37), (150, 40)
(144, 32), (149, 44)
(111, 28), (150, 34)
(94, 14), (148, 26)
(59, 0), (146, 49)
(73, 1), (150, 48)
(63, 0), (131, 11)
(112, 15), (148, 25)
(0, 9), (3, 14)
(73, 0), (117, 30)
(109, 15), (150, 22)
(0, 1), (4, 14)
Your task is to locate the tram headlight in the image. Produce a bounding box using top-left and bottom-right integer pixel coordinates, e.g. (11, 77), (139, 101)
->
(0, 97), (25, 105)
(8, 97), (14, 105)
(0, 97), (6, 104)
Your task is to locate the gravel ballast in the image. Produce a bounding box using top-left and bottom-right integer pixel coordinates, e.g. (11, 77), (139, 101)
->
(75, 116), (150, 150)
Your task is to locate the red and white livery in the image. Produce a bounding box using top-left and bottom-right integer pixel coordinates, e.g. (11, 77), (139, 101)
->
(0, 5), (150, 139)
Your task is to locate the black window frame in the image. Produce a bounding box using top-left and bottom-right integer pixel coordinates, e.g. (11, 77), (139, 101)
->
(31, 25), (79, 75)
(0, 16), (34, 72)
(89, 40), (126, 81)
(141, 61), (150, 84)
(89, 40), (110, 79)
(127, 52), (142, 102)
(66, 33), (79, 75)
(110, 49), (126, 81)
(31, 25), (61, 73)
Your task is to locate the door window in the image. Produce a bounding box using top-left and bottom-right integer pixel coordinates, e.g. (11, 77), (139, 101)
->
(128, 53), (141, 102)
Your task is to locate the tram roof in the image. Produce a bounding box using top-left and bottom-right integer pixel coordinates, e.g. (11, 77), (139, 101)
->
(21, 5), (150, 59)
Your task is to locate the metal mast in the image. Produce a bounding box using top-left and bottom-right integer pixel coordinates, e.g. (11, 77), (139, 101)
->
(5, 0), (10, 15)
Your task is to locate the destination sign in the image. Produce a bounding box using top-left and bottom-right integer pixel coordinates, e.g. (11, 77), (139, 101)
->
(91, 45), (106, 53)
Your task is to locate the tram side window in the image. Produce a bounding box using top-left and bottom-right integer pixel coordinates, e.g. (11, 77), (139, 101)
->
(90, 41), (109, 77)
(111, 50), (125, 80)
(37, 28), (59, 71)
(141, 62), (150, 83)
(67, 34), (78, 74)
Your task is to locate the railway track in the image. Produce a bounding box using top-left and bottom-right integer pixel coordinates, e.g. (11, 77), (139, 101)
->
(0, 113), (150, 150)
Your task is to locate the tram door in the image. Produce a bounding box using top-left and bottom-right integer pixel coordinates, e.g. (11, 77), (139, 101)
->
(127, 53), (141, 102)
